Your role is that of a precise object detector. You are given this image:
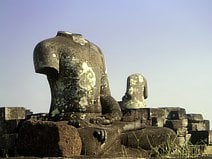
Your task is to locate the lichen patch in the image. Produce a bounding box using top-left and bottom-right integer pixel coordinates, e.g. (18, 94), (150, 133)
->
(79, 62), (96, 91)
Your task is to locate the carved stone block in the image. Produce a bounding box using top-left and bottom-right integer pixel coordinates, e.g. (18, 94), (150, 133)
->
(150, 108), (166, 119)
(0, 107), (25, 121)
(165, 119), (188, 130)
(188, 120), (210, 131)
(151, 117), (164, 127)
(17, 120), (82, 157)
(122, 108), (149, 122)
(160, 107), (186, 120)
(187, 114), (204, 122)
(121, 127), (177, 150)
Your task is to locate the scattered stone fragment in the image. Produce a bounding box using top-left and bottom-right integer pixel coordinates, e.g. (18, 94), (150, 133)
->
(17, 120), (82, 157)
(121, 127), (177, 150)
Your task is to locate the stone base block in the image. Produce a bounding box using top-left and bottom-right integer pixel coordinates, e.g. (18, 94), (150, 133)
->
(160, 107), (186, 120)
(149, 108), (166, 119)
(122, 108), (149, 121)
(17, 120), (82, 157)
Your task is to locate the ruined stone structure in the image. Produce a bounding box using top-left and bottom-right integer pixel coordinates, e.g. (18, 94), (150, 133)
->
(0, 106), (211, 158)
(0, 31), (212, 158)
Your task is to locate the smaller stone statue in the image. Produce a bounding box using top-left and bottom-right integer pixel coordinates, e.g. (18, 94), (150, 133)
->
(122, 73), (148, 110)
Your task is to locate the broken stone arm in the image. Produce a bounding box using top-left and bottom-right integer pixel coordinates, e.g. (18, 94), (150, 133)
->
(99, 54), (122, 122)
(33, 42), (59, 78)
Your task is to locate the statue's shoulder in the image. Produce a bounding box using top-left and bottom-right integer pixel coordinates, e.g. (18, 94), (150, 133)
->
(33, 36), (60, 75)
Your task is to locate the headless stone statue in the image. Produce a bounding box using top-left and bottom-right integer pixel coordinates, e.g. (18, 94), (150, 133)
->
(33, 31), (121, 120)
(122, 73), (148, 109)
(32, 33), (176, 158)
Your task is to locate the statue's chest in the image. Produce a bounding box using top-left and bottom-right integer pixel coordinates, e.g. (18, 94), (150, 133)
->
(58, 52), (101, 91)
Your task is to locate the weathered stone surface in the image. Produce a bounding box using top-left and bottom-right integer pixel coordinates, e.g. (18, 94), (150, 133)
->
(0, 107), (25, 120)
(0, 134), (17, 157)
(165, 119), (188, 130)
(190, 131), (209, 145)
(160, 107), (187, 120)
(176, 127), (188, 137)
(122, 108), (166, 127)
(209, 130), (212, 145)
(100, 95), (122, 122)
(150, 108), (166, 119)
(122, 74), (148, 109)
(17, 120), (82, 157)
(149, 108), (166, 127)
(77, 127), (102, 156)
(151, 117), (164, 127)
(27, 113), (49, 121)
(76, 123), (136, 157)
(122, 108), (150, 122)
(177, 136), (186, 146)
(188, 120), (210, 131)
(3, 120), (21, 133)
(121, 127), (177, 150)
(33, 31), (112, 118)
(187, 114), (204, 122)
(177, 134), (191, 146)
(203, 145), (212, 155)
(0, 119), (22, 154)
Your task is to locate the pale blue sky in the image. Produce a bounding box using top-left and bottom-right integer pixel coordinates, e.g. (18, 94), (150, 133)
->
(0, 1), (211, 125)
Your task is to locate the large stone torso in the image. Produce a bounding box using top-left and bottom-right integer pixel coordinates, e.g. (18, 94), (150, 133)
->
(34, 32), (110, 116)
